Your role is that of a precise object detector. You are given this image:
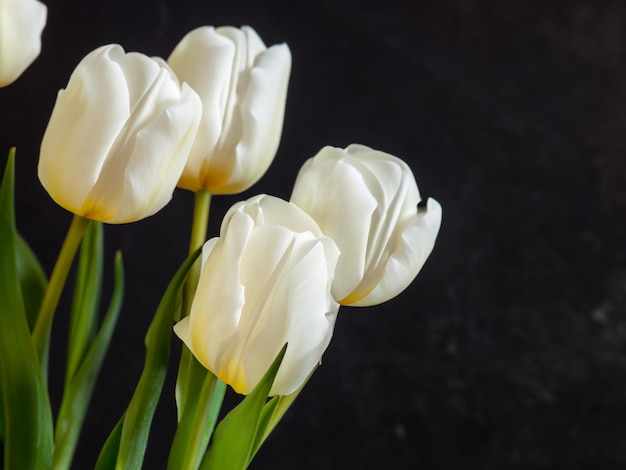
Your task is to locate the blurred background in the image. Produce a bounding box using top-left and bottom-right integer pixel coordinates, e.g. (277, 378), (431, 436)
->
(1, 0), (625, 468)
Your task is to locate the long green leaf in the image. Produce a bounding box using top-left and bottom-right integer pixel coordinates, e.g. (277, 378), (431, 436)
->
(200, 344), (287, 470)
(53, 252), (124, 469)
(15, 234), (47, 331)
(94, 415), (124, 470)
(114, 248), (201, 469)
(247, 391), (300, 464)
(167, 359), (226, 470)
(247, 367), (317, 463)
(0, 149), (53, 469)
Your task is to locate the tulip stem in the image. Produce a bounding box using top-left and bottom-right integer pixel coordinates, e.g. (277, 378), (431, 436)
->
(180, 189), (211, 321)
(190, 189), (212, 252)
(32, 214), (90, 361)
(175, 189), (212, 417)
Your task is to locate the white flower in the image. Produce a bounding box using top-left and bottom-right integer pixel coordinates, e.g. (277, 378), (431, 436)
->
(291, 144), (442, 306)
(168, 26), (291, 194)
(38, 44), (202, 223)
(174, 195), (340, 396)
(0, 0), (46, 86)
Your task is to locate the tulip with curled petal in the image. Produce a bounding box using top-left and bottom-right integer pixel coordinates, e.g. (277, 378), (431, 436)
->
(38, 44), (202, 223)
(291, 144), (442, 306)
(167, 26), (291, 194)
(174, 194), (340, 396)
(0, 0), (46, 86)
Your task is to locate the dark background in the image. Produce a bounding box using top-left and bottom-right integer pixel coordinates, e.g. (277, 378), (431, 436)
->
(1, 0), (625, 468)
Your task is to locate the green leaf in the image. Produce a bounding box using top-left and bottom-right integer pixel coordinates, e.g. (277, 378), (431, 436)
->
(247, 367), (316, 464)
(0, 149), (54, 469)
(15, 234), (47, 331)
(200, 344), (288, 470)
(167, 360), (226, 470)
(53, 251), (124, 469)
(112, 247), (201, 470)
(248, 389), (300, 464)
(94, 415), (124, 470)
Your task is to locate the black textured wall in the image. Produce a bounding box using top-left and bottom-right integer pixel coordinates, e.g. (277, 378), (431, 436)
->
(1, 0), (624, 468)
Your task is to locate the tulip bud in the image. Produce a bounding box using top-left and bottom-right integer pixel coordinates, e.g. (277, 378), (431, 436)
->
(0, 0), (47, 86)
(167, 26), (291, 194)
(39, 44), (202, 223)
(174, 195), (340, 396)
(291, 144), (442, 306)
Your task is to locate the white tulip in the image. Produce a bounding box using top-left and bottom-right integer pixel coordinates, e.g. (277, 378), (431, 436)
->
(291, 144), (442, 306)
(167, 26), (291, 194)
(38, 44), (202, 224)
(174, 195), (340, 396)
(0, 0), (46, 86)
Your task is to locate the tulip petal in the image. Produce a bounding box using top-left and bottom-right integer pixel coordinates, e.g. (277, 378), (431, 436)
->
(173, 317), (192, 350)
(189, 215), (250, 376)
(353, 197), (442, 306)
(266, 238), (339, 395)
(348, 153), (421, 300)
(168, 27), (237, 190)
(221, 43), (291, 194)
(39, 45), (132, 215)
(90, 81), (202, 223)
(240, 26), (268, 66)
(291, 153), (377, 300)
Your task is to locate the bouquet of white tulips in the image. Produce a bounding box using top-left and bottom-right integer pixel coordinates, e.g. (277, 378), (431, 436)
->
(0, 1), (442, 469)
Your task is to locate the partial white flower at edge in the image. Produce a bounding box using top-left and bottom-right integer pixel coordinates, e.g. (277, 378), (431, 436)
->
(0, 0), (47, 86)
(291, 144), (442, 307)
(174, 195), (340, 396)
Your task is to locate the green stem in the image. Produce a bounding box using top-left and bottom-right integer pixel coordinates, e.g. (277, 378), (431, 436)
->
(180, 189), (211, 321)
(175, 190), (212, 416)
(170, 189), (224, 468)
(52, 251), (124, 470)
(32, 214), (90, 360)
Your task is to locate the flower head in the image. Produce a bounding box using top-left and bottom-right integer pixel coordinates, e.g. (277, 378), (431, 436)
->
(175, 195), (339, 395)
(291, 144), (442, 306)
(38, 44), (202, 223)
(168, 26), (291, 194)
